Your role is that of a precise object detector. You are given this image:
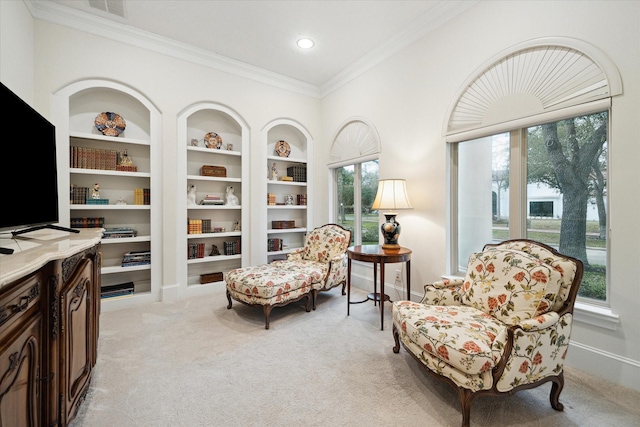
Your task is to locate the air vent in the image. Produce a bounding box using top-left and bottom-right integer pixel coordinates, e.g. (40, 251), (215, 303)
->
(88, 0), (125, 18)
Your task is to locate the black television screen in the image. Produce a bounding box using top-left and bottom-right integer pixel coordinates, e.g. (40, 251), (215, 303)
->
(0, 82), (60, 233)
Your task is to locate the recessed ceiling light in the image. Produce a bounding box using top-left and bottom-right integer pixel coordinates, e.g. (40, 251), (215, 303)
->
(297, 38), (315, 49)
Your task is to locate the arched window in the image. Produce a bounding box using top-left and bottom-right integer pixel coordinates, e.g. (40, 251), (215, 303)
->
(328, 118), (381, 245)
(447, 37), (621, 304)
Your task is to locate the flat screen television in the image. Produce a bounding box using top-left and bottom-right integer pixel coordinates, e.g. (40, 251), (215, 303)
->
(0, 82), (76, 254)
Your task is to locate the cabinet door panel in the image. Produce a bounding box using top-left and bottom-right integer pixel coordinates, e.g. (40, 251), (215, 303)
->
(0, 314), (41, 427)
(60, 258), (95, 425)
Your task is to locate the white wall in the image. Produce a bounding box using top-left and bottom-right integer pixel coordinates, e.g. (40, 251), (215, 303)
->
(319, 1), (640, 391)
(2, 0), (638, 392)
(0, 0), (34, 103)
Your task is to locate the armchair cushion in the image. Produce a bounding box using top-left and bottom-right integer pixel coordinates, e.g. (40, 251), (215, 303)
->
(393, 301), (508, 374)
(460, 248), (563, 325)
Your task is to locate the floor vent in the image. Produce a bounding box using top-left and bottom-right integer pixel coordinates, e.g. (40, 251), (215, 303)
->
(88, 0), (125, 18)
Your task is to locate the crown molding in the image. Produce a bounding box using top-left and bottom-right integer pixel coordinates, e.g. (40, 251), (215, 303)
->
(26, 0), (476, 99)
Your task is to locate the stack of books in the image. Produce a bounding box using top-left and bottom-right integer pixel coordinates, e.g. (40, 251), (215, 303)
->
(86, 198), (109, 205)
(187, 242), (206, 259)
(297, 194), (307, 205)
(71, 217), (105, 228)
(102, 227), (137, 239)
(100, 282), (134, 299)
(121, 250), (151, 267)
(200, 195), (223, 205)
(267, 193), (276, 205)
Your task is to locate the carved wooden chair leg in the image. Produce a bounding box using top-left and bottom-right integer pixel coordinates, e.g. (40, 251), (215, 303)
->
(341, 281), (347, 295)
(305, 293), (312, 312)
(311, 290), (318, 310)
(457, 387), (475, 427)
(392, 324), (401, 353)
(226, 290), (233, 309)
(550, 373), (565, 410)
(263, 305), (273, 329)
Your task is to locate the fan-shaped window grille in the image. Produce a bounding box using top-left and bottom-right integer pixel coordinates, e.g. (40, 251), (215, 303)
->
(329, 118), (381, 168)
(445, 37), (622, 140)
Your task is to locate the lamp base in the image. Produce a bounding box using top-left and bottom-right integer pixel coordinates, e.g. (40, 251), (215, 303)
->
(380, 213), (401, 249)
(381, 243), (400, 251)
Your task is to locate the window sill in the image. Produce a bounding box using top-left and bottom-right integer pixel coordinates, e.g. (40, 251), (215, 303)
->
(573, 301), (620, 331)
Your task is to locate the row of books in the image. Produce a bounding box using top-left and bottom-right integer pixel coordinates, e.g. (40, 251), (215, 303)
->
(70, 146), (118, 171)
(71, 217), (105, 228)
(121, 250), (151, 267)
(188, 242), (206, 259)
(267, 238), (283, 252)
(187, 219), (226, 234)
(287, 165), (307, 183)
(103, 227), (137, 239)
(223, 240), (240, 256)
(70, 185), (150, 205)
(100, 282), (134, 299)
(134, 188), (151, 205)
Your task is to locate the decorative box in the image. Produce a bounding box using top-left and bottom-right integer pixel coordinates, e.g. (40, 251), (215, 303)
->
(201, 165), (227, 177)
(200, 272), (224, 284)
(272, 220), (295, 229)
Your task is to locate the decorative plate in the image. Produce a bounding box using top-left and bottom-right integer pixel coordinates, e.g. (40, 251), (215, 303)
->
(204, 132), (223, 149)
(275, 140), (291, 157)
(94, 112), (126, 137)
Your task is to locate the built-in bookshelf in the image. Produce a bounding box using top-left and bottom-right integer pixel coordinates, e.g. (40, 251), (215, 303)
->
(175, 102), (249, 299)
(256, 119), (313, 265)
(53, 79), (162, 311)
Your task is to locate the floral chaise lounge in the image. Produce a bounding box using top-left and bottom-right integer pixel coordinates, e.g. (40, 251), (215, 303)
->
(391, 239), (583, 427)
(226, 224), (351, 329)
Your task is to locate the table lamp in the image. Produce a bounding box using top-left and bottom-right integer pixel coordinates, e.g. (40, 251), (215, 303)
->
(371, 179), (413, 250)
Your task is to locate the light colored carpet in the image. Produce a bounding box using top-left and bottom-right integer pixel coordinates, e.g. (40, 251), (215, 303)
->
(70, 285), (640, 427)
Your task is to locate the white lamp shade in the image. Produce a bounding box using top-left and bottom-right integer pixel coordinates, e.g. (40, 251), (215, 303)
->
(371, 179), (412, 212)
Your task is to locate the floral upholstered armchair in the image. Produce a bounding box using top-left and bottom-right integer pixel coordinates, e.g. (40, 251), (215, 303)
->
(392, 239), (583, 427)
(270, 224), (351, 309)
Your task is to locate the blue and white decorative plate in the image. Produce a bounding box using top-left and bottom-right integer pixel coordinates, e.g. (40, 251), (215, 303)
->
(94, 112), (126, 137)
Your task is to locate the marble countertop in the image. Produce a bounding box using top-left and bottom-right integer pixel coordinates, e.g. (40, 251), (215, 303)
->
(0, 228), (103, 287)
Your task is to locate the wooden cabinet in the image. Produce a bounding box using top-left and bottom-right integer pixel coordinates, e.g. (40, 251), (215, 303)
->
(53, 79), (162, 311)
(258, 119), (313, 265)
(176, 102), (249, 299)
(0, 269), (45, 427)
(0, 229), (101, 426)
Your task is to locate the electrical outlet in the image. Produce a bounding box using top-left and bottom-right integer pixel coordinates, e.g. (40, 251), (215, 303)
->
(395, 269), (402, 282)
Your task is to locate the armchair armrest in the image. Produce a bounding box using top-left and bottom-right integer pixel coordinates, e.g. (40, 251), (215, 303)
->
(420, 278), (464, 306)
(286, 248), (305, 261)
(515, 311), (561, 331)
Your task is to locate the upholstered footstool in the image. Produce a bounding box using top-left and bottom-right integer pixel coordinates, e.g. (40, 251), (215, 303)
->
(225, 264), (313, 329)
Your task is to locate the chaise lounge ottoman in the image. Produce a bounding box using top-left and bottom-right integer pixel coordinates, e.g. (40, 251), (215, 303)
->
(226, 264), (312, 329)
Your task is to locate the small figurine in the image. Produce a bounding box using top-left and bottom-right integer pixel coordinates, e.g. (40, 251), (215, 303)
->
(225, 186), (239, 206)
(271, 163), (278, 180)
(190, 138), (199, 146)
(118, 149), (134, 166)
(226, 143), (233, 151)
(187, 184), (197, 206)
(210, 244), (220, 256)
(233, 219), (241, 231)
(91, 183), (101, 199)
(116, 196), (127, 205)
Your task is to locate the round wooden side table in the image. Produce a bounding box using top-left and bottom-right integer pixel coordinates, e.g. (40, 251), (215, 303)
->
(347, 245), (411, 330)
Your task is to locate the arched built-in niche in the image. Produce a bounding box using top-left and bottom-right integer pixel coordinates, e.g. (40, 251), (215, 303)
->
(444, 37), (622, 139)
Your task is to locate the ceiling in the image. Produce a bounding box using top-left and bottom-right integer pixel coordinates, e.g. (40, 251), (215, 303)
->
(28, 0), (474, 96)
